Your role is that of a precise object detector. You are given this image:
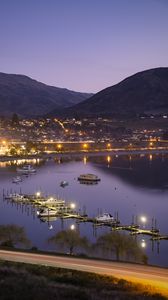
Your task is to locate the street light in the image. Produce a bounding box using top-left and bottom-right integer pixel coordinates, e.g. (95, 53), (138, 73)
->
(83, 143), (88, 150)
(70, 203), (76, 210)
(140, 216), (147, 223)
(36, 191), (41, 198)
(57, 144), (62, 150)
(140, 215), (147, 228)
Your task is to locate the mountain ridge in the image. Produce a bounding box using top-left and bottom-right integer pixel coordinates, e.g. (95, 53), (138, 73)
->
(56, 67), (168, 118)
(0, 72), (93, 116)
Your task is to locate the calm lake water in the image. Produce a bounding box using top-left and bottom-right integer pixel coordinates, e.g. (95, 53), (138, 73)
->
(0, 153), (168, 267)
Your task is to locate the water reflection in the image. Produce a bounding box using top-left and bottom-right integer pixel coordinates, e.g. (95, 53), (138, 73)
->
(83, 156), (87, 165)
(94, 154), (168, 189)
(0, 154), (168, 266)
(107, 155), (111, 168)
(0, 158), (43, 167)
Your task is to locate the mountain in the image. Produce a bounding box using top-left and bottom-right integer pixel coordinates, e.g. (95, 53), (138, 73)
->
(0, 72), (93, 116)
(61, 67), (168, 118)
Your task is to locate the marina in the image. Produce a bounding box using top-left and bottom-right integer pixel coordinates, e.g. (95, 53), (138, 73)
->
(2, 190), (168, 241)
(0, 154), (168, 267)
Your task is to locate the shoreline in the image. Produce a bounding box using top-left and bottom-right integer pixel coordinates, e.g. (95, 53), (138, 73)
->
(1, 147), (168, 162)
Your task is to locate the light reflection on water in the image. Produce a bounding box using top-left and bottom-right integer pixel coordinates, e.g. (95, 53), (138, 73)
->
(0, 154), (168, 267)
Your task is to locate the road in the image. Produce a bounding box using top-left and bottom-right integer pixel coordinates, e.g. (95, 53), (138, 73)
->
(1, 147), (168, 163)
(0, 250), (168, 296)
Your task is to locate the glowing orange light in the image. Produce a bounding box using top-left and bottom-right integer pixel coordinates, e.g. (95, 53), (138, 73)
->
(107, 155), (111, 163)
(83, 143), (88, 149)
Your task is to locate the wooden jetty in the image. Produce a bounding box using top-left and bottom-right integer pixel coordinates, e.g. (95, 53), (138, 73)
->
(3, 189), (168, 241)
(151, 235), (168, 241)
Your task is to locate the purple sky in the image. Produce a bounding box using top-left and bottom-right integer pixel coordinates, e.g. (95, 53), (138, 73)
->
(0, 0), (168, 92)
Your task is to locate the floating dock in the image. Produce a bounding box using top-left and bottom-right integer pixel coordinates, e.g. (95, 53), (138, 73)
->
(2, 190), (168, 241)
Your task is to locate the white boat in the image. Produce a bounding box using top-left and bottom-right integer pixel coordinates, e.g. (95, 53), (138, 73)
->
(17, 164), (36, 174)
(6, 193), (27, 201)
(60, 181), (69, 187)
(12, 176), (22, 183)
(78, 173), (101, 182)
(4, 193), (20, 200)
(37, 197), (65, 207)
(37, 208), (58, 217)
(95, 213), (114, 223)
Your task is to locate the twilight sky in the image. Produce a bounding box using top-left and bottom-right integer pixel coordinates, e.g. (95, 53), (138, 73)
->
(0, 0), (168, 92)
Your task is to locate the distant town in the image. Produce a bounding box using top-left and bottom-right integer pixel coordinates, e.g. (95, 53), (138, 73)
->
(1, 114), (168, 157)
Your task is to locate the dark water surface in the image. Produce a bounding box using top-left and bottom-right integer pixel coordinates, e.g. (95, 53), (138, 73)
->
(0, 154), (168, 267)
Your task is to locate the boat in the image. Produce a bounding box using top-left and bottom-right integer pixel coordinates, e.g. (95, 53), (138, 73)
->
(37, 208), (58, 217)
(4, 193), (21, 200)
(95, 213), (114, 223)
(60, 181), (69, 187)
(17, 164), (36, 174)
(12, 176), (22, 183)
(78, 173), (100, 183)
(6, 193), (28, 202)
(40, 216), (57, 222)
(36, 197), (65, 207)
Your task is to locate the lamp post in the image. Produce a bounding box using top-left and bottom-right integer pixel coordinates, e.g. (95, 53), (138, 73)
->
(140, 215), (147, 228)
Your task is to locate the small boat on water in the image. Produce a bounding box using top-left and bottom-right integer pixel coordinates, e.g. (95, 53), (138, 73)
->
(37, 208), (58, 217)
(37, 197), (65, 207)
(78, 173), (100, 183)
(5, 193), (28, 202)
(95, 213), (114, 223)
(17, 164), (36, 174)
(40, 216), (58, 222)
(12, 176), (22, 183)
(60, 181), (69, 187)
(4, 193), (20, 200)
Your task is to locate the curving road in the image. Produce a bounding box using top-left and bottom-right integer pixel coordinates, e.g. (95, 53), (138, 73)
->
(0, 250), (168, 296)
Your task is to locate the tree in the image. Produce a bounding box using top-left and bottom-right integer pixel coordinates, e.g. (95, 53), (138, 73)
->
(0, 224), (31, 248)
(26, 141), (38, 154)
(48, 229), (89, 255)
(11, 113), (19, 127)
(95, 232), (146, 263)
(9, 146), (17, 156)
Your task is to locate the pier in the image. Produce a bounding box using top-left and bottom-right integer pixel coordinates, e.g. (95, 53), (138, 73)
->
(2, 190), (168, 242)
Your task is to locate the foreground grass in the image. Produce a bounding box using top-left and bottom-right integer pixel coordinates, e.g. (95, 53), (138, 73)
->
(0, 260), (167, 300)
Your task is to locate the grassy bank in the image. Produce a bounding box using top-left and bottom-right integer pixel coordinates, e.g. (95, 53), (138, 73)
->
(0, 260), (166, 300)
